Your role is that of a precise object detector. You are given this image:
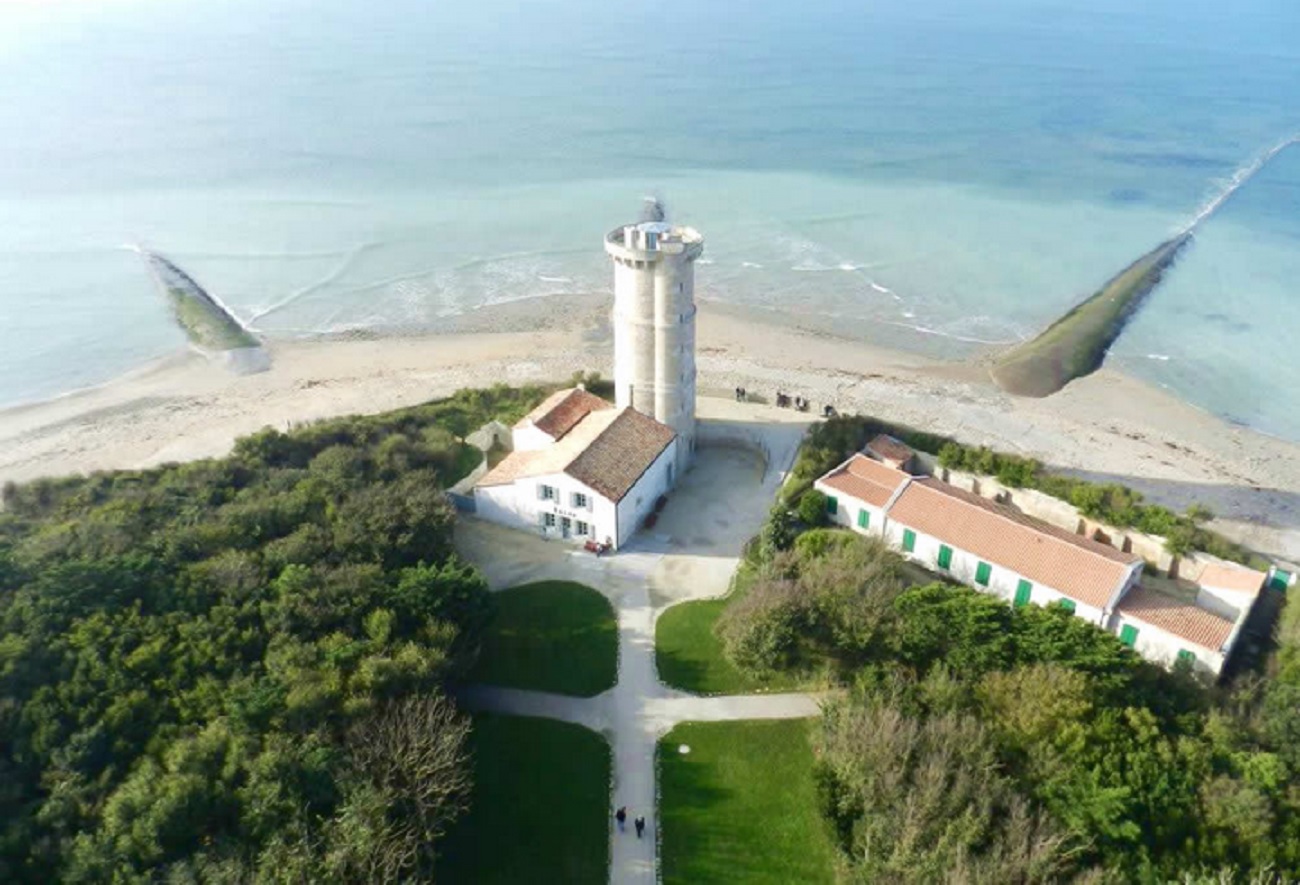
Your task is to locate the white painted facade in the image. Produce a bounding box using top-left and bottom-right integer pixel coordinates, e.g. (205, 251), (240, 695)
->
(879, 518), (1135, 627)
(1107, 610), (1227, 675)
(512, 423), (556, 453)
(475, 436), (678, 551)
(814, 479), (888, 540)
(614, 437), (679, 545)
(605, 221), (703, 475)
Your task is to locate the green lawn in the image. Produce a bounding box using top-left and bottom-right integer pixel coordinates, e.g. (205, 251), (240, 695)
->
(655, 596), (806, 695)
(437, 714), (610, 883)
(658, 720), (838, 884)
(469, 581), (618, 696)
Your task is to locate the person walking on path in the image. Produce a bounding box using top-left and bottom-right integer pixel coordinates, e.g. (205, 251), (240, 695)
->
(634, 816), (646, 839)
(615, 806), (627, 833)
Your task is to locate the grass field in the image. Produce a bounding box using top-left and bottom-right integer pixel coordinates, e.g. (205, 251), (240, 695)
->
(437, 714), (610, 883)
(658, 719), (838, 884)
(469, 581), (618, 696)
(655, 559), (820, 695)
(655, 596), (806, 695)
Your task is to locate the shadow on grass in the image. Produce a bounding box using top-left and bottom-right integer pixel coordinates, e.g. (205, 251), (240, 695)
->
(468, 581), (618, 697)
(436, 713), (610, 884)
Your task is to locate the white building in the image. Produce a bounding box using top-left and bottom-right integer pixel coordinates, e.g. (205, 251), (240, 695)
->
(474, 388), (678, 550)
(472, 208), (709, 552)
(814, 448), (1265, 677)
(605, 216), (704, 475)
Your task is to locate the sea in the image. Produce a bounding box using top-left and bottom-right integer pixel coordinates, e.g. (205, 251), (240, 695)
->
(1, 0), (1298, 438)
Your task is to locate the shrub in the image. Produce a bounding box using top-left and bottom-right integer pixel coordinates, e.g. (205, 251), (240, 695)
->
(796, 489), (830, 527)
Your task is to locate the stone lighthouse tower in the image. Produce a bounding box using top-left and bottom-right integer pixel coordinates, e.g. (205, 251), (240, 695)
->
(604, 203), (704, 472)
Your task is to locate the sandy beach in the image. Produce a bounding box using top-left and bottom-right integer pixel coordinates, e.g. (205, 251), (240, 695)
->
(3, 293), (1299, 564)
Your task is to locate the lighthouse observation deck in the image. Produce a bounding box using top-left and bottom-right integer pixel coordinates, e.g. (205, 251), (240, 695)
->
(604, 222), (704, 264)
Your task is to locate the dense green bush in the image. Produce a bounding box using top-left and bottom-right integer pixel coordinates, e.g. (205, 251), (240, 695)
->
(794, 488), (829, 528)
(0, 384), (546, 883)
(720, 524), (1300, 880)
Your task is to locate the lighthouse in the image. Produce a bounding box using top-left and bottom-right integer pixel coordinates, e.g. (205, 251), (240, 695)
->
(604, 206), (704, 473)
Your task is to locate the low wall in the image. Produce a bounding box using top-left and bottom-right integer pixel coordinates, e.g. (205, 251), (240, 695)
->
(696, 420), (772, 474)
(931, 465), (1176, 572)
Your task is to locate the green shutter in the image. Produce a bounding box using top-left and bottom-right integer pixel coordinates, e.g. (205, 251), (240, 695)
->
(1120, 624), (1139, 647)
(857, 508), (869, 529)
(902, 529), (916, 553)
(826, 496), (838, 515)
(937, 545), (953, 570)
(1014, 580), (1032, 608)
(1177, 649), (1196, 665)
(1059, 598), (1076, 614)
(1270, 570), (1291, 593)
(975, 561), (991, 586)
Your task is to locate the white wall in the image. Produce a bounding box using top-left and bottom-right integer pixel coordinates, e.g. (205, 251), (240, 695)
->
(476, 472), (616, 546)
(880, 519), (1114, 626)
(814, 481), (887, 540)
(1107, 611), (1225, 676)
(512, 424), (554, 453)
(1195, 586), (1254, 621)
(615, 438), (679, 547)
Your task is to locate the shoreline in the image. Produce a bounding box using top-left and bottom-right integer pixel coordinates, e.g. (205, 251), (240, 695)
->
(3, 295), (1300, 563)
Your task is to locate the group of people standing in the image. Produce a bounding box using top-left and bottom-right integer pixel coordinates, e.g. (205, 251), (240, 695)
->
(734, 385), (837, 418)
(614, 806), (647, 839)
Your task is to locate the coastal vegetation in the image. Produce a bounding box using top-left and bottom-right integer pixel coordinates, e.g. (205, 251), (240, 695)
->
(467, 581), (618, 697)
(166, 285), (261, 352)
(784, 412), (1252, 563)
(0, 384), (548, 882)
(703, 519), (1300, 880)
(658, 720), (837, 884)
(990, 234), (1191, 398)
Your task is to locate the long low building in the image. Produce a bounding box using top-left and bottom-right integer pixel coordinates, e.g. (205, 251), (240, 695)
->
(474, 387), (678, 550)
(814, 442), (1265, 677)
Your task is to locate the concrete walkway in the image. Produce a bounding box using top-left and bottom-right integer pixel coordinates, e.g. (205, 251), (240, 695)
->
(456, 404), (821, 884)
(459, 579), (828, 885)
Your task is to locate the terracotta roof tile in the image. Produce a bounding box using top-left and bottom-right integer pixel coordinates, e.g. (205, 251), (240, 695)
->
(1118, 585), (1235, 650)
(887, 478), (1141, 609)
(866, 434), (915, 467)
(819, 454), (911, 508)
(566, 409), (676, 502)
(515, 388), (613, 440)
(1196, 562), (1266, 596)
(479, 407), (675, 503)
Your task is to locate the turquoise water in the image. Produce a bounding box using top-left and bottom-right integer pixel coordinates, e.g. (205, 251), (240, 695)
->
(0, 0), (1297, 436)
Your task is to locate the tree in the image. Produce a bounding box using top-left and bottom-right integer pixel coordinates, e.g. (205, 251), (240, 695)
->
(330, 694), (472, 882)
(795, 490), (830, 528)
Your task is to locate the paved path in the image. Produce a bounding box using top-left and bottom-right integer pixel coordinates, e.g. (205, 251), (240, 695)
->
(459, 582), (829, 885)
(457, 409), (818, 883)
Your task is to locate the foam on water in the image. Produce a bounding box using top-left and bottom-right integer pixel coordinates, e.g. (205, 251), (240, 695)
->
(1, 0), (1298, 438)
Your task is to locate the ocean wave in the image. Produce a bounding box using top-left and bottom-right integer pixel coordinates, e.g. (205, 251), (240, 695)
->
(741, 261), (764, 268)
(246, 242), (381, 324)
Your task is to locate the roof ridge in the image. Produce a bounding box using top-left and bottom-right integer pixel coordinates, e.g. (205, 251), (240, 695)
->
(911, 478), (1139, 568)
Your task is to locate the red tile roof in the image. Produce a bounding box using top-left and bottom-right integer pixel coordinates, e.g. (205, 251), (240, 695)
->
(887, 478), (1141, 609)
(866, 434), (915, 467)
(479, 407), (675, 503)
(1197, 562), (1266, 596)
(566, 409), (676, 502)
(818, 454), (910, 508)
(515, 388), (613, 440)
(1118, 585), (1235, 651)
